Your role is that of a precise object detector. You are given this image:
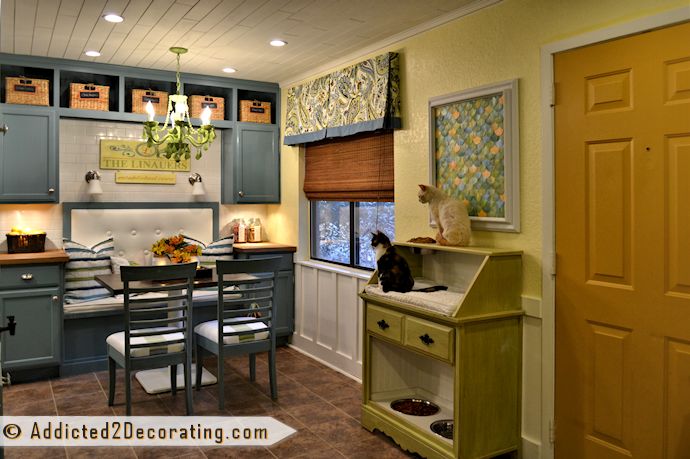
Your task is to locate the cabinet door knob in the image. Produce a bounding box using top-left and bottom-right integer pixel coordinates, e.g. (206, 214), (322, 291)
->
(419, 333), (434, 345)
(20, 273), (33, 280)
(238, 191), (245, 197)
(52, 295), (59, 302)
(48, 188), (55, 193)
(377, 319), (390, 330)
(0, 123), (8, 134)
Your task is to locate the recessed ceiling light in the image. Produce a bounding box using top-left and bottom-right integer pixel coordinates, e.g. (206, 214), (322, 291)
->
(222, 67), (237, 73)
(84, 50), (101, 57)
(269, 39), (287, 47)
(103, 13), (124, 23)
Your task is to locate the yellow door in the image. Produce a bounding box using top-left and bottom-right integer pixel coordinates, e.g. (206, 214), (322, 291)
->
(555, 21), (690, 459)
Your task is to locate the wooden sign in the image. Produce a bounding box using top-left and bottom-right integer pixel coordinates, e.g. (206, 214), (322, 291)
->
(100, 139), (191, 172)
(115, 171), (177, 185)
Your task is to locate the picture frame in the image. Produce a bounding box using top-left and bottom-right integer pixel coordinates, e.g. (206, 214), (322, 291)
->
(429, 79), (520, 232)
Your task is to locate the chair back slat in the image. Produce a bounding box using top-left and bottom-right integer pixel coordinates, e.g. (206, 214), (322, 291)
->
(121, 262), (196, 359)
(215, 258), (281, 344)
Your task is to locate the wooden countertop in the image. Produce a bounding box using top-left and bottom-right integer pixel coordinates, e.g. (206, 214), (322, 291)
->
(233, 242), (297, 254)
(0, 249), (69, 265)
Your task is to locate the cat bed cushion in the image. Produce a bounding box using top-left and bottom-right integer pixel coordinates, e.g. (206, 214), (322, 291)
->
(364, 284), (463, 316)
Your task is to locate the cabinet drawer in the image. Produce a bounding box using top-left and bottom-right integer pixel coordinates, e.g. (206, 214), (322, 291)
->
(367, 304), (404, 342)
(239, 253), (293, 271)
(0, 264), (60, 289)
(404, 316), (454, 362)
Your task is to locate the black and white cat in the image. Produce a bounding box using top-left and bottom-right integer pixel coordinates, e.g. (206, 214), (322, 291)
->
(371, 231), (448, 294)
(371, 231), (415, 293)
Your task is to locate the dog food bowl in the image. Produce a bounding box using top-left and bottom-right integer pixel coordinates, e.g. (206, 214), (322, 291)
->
(390, 398), (440, 416)
(430, 419), (454, 439)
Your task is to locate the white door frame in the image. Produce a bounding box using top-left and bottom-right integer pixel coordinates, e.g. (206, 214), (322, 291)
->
(539, 7), (690, 459)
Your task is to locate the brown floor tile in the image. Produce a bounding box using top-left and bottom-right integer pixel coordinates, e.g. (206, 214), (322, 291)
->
(159, 387), (228, 416)
(202, 445), (276, 458)
(292, 447), (346, 459)
(274, 385), (320, 409)
(330, 395), (363, 421)
(111, 397), (172, 416)
(54, 392), (112, 416)
(268, 429), (331, 459)
(133, 446), (206, 459)
(308, 417), (373, 447)
(4, 398), (57, 415)
(283, 400), (348, 426)
(335, 433), (419, 458)
(3, 379), (53, 402)
(51, 373), (102, 399)
(4, 447), (66, 458)
(65, 446), (137, 458)
(308, 382), (360, 403)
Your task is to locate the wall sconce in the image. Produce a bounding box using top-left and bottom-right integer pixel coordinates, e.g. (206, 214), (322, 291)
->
(85, 170), (103, 195)
(189, 173), (205, 196)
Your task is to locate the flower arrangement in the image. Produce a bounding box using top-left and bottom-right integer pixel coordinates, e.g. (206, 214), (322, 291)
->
(151, 234), (202, 264)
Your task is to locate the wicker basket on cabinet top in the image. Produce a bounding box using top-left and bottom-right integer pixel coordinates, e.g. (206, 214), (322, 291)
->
(5, 77), (49, 106)
(69, 83), (109, 111)
(132, 89), (168, 116)
(239, 100), (271, 123)
(189, 95), (224, 120)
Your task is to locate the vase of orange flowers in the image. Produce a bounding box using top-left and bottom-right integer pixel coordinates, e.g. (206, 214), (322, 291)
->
(151, 234), (202, 264)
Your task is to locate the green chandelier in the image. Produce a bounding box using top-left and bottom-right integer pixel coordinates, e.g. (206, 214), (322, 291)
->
(143, 47), (216, 161)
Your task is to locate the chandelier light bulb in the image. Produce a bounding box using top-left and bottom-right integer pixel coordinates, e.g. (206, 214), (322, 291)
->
(145, 101), (156, 121)
(200, 106), (212, 126)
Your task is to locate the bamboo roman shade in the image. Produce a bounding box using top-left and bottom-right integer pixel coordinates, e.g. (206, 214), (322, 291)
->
(304, 130), (393, 201)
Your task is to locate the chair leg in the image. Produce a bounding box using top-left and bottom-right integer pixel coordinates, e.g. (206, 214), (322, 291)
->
(249, 353), (256, 382)
(269, 347), (278, 400)
(170, 364), (177, 396)
(217, 350), (225, 411)
(125, 369), (132, 416)
(107, 356), (116, 406)
(184, 358), (193, 416)
(195, 342), (203, 391)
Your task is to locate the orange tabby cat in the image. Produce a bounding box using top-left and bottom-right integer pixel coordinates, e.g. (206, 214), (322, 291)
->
(418, 184), (471, 246)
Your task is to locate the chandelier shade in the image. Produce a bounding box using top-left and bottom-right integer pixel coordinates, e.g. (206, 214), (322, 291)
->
(142, 47), (216, 161)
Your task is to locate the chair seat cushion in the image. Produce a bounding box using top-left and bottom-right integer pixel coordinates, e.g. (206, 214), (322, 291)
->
(106, 327), (185, 358)
(194, 318), (269, 345)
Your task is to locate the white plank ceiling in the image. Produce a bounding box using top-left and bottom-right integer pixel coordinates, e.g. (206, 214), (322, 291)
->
(0, 0), (489, 84)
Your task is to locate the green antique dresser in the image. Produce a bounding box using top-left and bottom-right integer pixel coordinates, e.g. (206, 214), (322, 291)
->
(359, 242), (523, 459)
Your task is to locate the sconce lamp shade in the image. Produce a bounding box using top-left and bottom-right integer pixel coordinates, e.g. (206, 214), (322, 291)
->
(85, 170), (103, 195)
(189, 173), (205, 196)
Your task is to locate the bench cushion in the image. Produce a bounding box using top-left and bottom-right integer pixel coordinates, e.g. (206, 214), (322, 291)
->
(106, 327), (184, 357)
(194, 318), (269, 345)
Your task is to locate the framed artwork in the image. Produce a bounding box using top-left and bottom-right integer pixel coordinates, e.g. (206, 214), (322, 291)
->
(429, 79), (520, 232)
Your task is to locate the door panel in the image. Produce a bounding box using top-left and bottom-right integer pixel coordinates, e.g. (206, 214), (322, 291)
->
(555, 21), (690, 459)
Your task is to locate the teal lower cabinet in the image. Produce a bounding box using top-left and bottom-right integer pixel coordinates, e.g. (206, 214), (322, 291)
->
(233, 245), (295, 344)
(0, 105), (58, 203)
(0, 259), (65, 379)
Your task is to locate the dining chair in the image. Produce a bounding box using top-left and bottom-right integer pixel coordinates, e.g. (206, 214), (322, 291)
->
(194, 257), (281, 409)
(106, 262), (197, 415)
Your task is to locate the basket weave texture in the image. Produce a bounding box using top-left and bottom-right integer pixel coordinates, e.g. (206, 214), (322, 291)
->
(5, 77), (49, 106)
(190, 95), (224, 120)
(70, 83), (109, 111)
(132, 89), (169, 115)
(239, 100), (271, 123)
(6, 233), (46, 253)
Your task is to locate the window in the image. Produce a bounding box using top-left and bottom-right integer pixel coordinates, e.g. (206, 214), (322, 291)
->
(304, 130), (395, 270)
(311, 201), (394, 270)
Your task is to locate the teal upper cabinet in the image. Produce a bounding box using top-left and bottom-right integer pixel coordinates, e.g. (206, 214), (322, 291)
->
(0, 105), (58, 203)
(228, 123), (280, 204)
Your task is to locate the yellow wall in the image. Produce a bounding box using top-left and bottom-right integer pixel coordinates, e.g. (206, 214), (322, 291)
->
(268, 0), (687, 298)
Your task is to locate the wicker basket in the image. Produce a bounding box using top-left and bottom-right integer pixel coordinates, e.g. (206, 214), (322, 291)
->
(132, 89), (169, 116)
(6, 233), (46, 253)
(5, 77), (50, 106)
(70, 83), (109, 111)
(239, 100), (271, 123)
(190, 95), (224, 120)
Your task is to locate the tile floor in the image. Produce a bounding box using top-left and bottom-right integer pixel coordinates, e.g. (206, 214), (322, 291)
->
(2, 346), (418, 458)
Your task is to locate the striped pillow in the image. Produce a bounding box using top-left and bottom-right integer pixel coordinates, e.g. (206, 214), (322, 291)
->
(184, 235), (234, 268)
(63, 238), (114, 304)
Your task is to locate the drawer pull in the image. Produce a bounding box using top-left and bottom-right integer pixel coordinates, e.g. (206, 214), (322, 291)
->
(377, 319), (390, 330)
(419, 333), (435, 346)
(52, 296), (59, 302)
(21, 273), (33, 280)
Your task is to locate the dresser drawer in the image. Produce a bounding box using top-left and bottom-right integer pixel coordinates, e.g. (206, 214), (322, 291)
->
(0, 264), (61, 289)
(404, 316), (454, 362)
(367, 304), (404, 343)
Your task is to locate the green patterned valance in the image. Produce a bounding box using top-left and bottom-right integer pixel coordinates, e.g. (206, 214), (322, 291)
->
(284, 52), (401, 146)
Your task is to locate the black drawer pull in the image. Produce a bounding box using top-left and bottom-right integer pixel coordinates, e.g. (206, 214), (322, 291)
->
(419, 333), (434, 345)
(377, 319), (390, 330)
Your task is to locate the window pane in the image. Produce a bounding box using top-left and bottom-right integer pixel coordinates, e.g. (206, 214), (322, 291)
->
(355, 202), (395, 269)
(311, 201), (351, 264)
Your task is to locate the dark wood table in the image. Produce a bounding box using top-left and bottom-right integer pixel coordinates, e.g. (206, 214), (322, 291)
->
(95, 271), (219, 295)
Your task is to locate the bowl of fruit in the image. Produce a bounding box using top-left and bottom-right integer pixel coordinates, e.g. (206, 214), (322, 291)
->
(6, 227), (46, 253)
